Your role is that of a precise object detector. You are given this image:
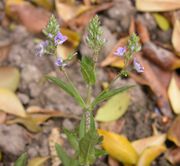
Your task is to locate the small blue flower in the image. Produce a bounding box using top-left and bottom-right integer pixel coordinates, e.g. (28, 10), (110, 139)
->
(133, 58), (144, 73)
(55, 57), (66, 67)
(114, 47), (126, 57)
(54, 32), (67, 45)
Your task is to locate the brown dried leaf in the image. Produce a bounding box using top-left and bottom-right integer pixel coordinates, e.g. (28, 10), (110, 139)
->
(143, 42), (180, 70)
(55, 0), (91, 22)
(108, 156), (119, 166)
(0, 111), (7, 124)
(167, 115), (180, 146)
(136, 0), (180, 12)
(9, 2), (51, 33)
(100, 37), (127, 68)
(166, 147), (180, 165)
(136, 55), (173, 117)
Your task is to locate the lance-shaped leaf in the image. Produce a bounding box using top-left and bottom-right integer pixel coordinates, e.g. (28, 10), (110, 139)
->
(0, 88), (26, 117)
(46, 76), (86, 108)
(136, 0), (180, 12)
(91, 85), (133, 109)
(95, 92), (130, 122)
(55, 143), (79, 166)
(98, 129), (138, 165)
(137, 145), (166, 166)
(80, 56), (96, 85)
(79, 130), (100, 165)
(14, 153), (28, 166)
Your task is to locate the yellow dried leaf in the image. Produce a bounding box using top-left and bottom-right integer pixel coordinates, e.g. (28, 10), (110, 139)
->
(0, 88), (26, 117)
(136, 0), (180, 12)
(28, 157), (49, 166)
(95, 92), (130, 122)
(55, 0), (91, 22)
(153, 13), (170, 31)
(137, 145), (166, 166)
(31, 0), (53, 10)
(168, 75), (180, 114)
(167, 115), (180, 146)
(98, 129), (138, 164)
(0, 67), (20, 92)
(132, 134), (166, 155)
(172, 19), (180, 55)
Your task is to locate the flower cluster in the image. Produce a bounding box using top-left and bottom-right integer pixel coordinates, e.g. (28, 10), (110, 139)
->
(35, 15), (68, 68)
(114, 33), (144, 74)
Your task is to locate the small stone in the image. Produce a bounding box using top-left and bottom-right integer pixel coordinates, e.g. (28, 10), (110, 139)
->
(62, 119), (74, 131)
(17, 92), (30, 104)
(0, 125), (29, 156)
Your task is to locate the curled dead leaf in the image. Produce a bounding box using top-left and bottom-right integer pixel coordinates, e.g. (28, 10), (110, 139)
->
(137, 145), (166, 166)
(27, 156), (49, 166)
(132, 134), (166, 155)
(98, 129), (138, 165)
(167, 115), (180, 146)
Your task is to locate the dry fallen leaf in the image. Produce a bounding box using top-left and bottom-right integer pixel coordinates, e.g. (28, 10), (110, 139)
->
(166, 147), (180, 165)
(95, 92), (130, 122)
(31, 0), (53, 10)
(152, 13), (170, 31)
(168, 75), (180, 114)
(167, 115), (180, 146)
(0, 37), (11, 63)
(28, 157), (49, 166)
(137, 145), (166, 166)
(8, 1), (51, 33)
(98, 129), (138, 165)
(0, 111), (7, 124)
(132, 134), (166, 155)
(0, 88), (26, 117)
(100, 37), (127, 68)
(0, 67), (20, 92)
(136, 0), (180, 12)
(172, 18), (180, 55)
(55, 0), (91, 22)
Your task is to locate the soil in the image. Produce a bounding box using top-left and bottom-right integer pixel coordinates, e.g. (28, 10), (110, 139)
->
(0, 0), (175, 166)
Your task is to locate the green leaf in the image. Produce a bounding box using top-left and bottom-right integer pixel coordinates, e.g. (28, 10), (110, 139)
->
(91, 85), (133, 108)
(64, 129), (79, 152)
(90, 112), (96, 131)
(95, 148), (107, 158)
(46, 76), (86, 108)
(153, 13), (170, 31)
(55, 144), (79, 166)
(79, 113), (86, 139)
(14, 153), (28, 166)
(95, 91), (130, 122)
(79, 130), (99, 165)
(80, 56), (96, 85)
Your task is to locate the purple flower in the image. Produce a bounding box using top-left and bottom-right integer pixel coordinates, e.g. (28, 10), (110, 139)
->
(133, 58), (144, 73)
(55, 57), (66, 67)
(114, 47), (126, 57)
(54, 32), (67, 45)
(48, 33), (53, 38)
(35, 41), (48, 57)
